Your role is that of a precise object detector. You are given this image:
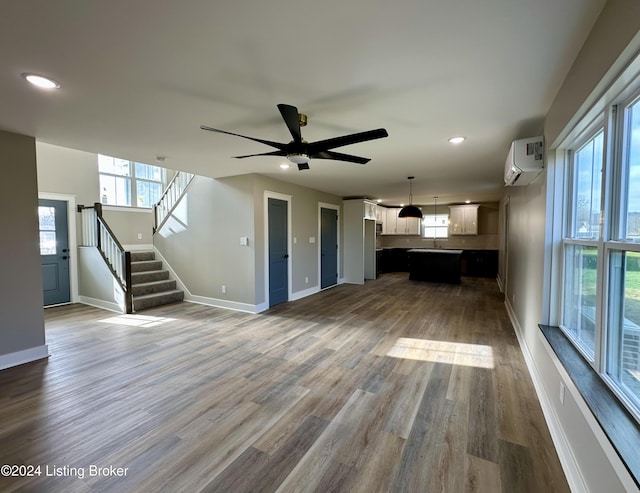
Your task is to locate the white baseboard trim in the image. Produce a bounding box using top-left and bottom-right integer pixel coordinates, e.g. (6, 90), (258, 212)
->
(504, 300), (587, 493)
(184, 295), (260, 314)
(496, 275), (504, 293)
(291, 285), (320, 301)
(0, 345), (49, 371)
(78, 296), (124, 314)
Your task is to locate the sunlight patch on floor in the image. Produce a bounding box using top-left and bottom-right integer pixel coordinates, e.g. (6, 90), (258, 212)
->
(386, 337), (494, 368)
(99, 314), (177, 328)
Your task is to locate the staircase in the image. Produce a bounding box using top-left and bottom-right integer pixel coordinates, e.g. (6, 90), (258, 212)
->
(130, 251), (184, 311)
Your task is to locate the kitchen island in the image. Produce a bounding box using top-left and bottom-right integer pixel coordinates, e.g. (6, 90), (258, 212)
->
(407, 249), (463, 284)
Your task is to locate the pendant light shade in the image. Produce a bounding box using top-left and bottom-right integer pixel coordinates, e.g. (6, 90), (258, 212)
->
(398, 176), (423, 218)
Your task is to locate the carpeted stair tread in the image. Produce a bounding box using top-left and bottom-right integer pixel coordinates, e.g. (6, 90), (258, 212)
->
(133, 289), (184, 311)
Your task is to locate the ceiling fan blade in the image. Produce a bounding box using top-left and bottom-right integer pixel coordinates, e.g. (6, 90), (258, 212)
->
(277, 104), (303, 144)
(233, 150), (287, 159)
(200, 125), (286, 150)
(307, 128), (388, 153)
(310, 150), (370, 164)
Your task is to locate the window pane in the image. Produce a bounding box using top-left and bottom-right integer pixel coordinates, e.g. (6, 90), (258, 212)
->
(135, 162), (162, 181)
(40, 231), (56, 255)
(39, 206), (57, 254)
(38, 206), (55, 231)
(573, 131), (603, 239)
(423, 214), (449, 238)
(607, 251), (640, 409)
(100, 174), (131, 206)
(624, 98), (640, 240)
(98, 155), (130, 176)
(562, 244), (597, 358)
(136, 180), (162, 208)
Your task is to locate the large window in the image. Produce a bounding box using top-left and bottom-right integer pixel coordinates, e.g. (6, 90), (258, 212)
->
(98, 155), (164, 208)
(560, 92), (640, 420)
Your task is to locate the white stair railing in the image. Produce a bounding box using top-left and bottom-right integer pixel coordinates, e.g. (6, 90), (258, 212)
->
(78, 203), (133, 313)
(154, 171), (194, 233)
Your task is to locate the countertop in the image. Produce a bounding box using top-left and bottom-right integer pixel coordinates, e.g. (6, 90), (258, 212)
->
(407, 249), (463, 254)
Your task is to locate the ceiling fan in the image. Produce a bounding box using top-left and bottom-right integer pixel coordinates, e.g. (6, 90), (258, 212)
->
(200, 103), (388, 170)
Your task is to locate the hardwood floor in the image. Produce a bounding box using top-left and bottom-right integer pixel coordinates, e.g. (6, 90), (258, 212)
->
(0, 274), (569, 493)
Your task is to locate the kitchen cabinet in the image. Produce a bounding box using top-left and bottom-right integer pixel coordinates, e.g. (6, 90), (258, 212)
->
(343, 199), (377, 284)
(461, 250), (498, 278)
(364, 201), (377, 220)
(449, 204), (479, 235)
(382, 208), (421, 235)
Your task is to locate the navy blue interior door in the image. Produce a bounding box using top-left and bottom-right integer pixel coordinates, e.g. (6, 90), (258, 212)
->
(321, 207), (338, 288)
(268, 198), (288, 307)
(39, 199), (71, 306)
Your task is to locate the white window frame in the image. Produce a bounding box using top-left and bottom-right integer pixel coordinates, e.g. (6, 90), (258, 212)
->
(550, 69), (640, 424)
(98, 155), (166, 209)
(422, 213), (449, 239)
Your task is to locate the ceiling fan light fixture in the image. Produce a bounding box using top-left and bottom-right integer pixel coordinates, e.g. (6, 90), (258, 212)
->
(287, 154), (310, 165)
(398, 176), (423, 219)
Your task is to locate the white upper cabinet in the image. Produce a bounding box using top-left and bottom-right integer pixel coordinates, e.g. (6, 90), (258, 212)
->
(382, 207), (420, 235)
(449, 204), (479, 235)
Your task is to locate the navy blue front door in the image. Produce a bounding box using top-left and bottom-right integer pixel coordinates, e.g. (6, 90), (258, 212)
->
(39, 199), (71, 306)
(268, 198), (288, 307)
(321, 207), (338, 288)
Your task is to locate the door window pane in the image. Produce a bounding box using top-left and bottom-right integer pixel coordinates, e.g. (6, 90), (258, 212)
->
(624, 97), (640, 240)
(562, 244), (597, 357)
(38, 206), (57, 254)
(607, 251), (640, 407)
(573, 131), (603, 239)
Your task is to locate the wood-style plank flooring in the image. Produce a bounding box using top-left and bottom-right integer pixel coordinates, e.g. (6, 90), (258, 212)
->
(0, 273), (569, 492)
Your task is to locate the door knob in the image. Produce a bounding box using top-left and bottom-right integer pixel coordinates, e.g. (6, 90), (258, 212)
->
(283, 254), (289, 258)
(62, 256), (69, 260)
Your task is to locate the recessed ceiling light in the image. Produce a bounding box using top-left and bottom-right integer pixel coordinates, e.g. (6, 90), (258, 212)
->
(377, 199), (382, 203)
(465, 199), (471, 204)
(279, 163), (290, 169)
(22, 73), (60, 89)
(448, 136), (465, 144)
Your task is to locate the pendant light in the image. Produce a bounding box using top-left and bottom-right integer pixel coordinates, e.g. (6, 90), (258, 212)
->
(398, 176), (423, 218)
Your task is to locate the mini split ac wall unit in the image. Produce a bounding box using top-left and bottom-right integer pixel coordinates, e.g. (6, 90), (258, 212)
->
(504, 136), (544, 186)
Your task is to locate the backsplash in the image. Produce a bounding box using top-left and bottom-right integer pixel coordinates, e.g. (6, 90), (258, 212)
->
(378, 234), (499, 250)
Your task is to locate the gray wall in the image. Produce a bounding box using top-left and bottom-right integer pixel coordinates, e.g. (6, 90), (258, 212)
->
(154, 173), (342, 310)
(0, 130), (46, 360)
(503, 1), (640, 490)
(154, 174), (256, 306)
(250, 174), (343, 305)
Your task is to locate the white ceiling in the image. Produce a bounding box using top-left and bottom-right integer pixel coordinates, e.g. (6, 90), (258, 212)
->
(0, 0), (606, 206)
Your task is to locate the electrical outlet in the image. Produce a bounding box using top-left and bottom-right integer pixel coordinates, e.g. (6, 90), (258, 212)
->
(137, 233), (142, 240)
(559, 382), (565, 405)
(305, 276), (309, 284)
(221, 285), (226, 294)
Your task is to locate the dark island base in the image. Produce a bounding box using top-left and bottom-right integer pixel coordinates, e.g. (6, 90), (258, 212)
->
(407, 249), (462, 284)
